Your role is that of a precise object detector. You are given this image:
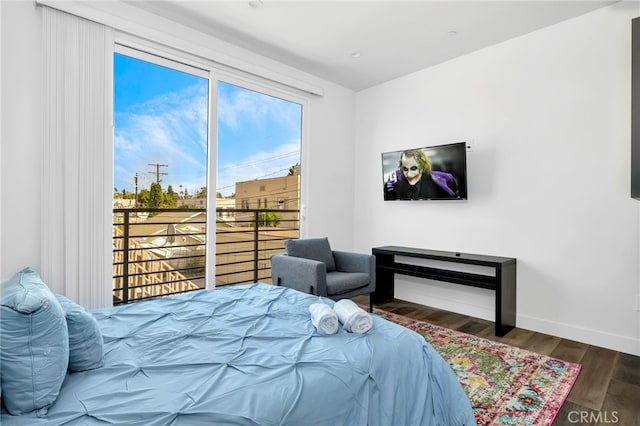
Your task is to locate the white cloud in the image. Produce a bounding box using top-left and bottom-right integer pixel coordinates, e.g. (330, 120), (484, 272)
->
(114, 84), (208, 191)
(218, 83), (301, 132)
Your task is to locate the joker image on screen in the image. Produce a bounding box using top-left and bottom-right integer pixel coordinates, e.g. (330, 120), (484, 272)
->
(383, 148), (460, 200)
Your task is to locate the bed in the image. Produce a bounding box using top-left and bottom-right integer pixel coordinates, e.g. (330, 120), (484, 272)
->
(1, 275), (475, 425)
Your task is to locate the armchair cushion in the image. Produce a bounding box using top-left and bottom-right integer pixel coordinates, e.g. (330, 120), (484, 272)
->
(326, 272), (371, 296)
(285, 237), (336, 272)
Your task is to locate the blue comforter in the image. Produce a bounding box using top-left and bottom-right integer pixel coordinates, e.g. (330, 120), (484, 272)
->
(1, 284), (474, 425)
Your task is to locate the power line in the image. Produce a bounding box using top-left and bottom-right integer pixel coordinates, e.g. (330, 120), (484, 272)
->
(217, 151), (299, 171)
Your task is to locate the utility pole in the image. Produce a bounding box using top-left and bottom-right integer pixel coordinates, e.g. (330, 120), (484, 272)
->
(134, 173), (139, 208)
(148, 163), (168, 185)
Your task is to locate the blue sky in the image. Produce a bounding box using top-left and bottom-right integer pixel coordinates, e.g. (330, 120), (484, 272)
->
(114, 53), (301, 197)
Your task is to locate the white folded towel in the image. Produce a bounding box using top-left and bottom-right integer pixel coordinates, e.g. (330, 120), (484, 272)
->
(309, 303), (339, 335)
(333, 299), (373, 334)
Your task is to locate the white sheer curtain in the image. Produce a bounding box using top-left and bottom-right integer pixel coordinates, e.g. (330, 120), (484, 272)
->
(41, 6), (114, 308)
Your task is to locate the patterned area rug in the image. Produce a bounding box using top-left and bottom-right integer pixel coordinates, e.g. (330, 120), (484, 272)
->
(377, 310), (582, 425)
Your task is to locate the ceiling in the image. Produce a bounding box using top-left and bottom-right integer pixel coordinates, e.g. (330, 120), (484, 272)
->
(126, 1), (617, 92)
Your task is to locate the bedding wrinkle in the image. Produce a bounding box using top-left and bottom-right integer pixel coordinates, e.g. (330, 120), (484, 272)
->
(278, 365), (366, 426)
(1, 284), (474, 425)
(278, 365), (306, 425)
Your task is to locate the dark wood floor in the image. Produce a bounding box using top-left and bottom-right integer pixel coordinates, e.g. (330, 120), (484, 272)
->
(354, 296), (640, 426)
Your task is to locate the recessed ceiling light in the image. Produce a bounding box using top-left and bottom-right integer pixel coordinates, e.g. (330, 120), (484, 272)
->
(248, 0), (264, 8)
(446, 30), (458, 37)
(351, 51), (362, 58)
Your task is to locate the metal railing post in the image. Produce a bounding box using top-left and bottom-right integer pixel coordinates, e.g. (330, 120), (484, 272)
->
(253, 210), (259, 283)
(122, 210), (130, 304)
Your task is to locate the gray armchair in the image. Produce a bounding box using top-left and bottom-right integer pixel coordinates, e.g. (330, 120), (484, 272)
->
(271, 237), (376, 312)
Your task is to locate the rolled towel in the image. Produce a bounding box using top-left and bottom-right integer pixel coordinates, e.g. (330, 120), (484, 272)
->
(309, 303), (339, 335)
(333, 299), (373, 334)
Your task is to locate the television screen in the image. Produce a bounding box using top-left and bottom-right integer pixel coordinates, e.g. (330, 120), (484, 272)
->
(382, 141), (468, 201)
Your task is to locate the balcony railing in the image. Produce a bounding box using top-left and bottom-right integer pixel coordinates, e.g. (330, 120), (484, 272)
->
(113, 207), (300, 304)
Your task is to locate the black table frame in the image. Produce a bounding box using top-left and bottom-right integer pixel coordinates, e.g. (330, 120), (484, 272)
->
(372, 246), (517, 336)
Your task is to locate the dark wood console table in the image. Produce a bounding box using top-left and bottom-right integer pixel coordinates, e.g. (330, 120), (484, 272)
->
(372, 246), (516, 336)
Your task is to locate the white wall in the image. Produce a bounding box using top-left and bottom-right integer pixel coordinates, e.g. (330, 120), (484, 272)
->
(355, 2), (640, 356)
(1, 1), (43, 281)
(0, 1), (357, 283)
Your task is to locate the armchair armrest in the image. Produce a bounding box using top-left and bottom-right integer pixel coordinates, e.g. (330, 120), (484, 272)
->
(270, 254), (328, 296)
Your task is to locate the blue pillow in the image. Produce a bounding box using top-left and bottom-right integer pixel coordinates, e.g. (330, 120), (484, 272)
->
(285, 237), (336, 271)
(56, 295), (104, 372)
(0, 267), (69, 415)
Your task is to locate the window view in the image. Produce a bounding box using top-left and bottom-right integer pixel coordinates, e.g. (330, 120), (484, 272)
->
(215, 81), (302, 285)
(113, 51), (302, 303)
(112, 51), (209, 304)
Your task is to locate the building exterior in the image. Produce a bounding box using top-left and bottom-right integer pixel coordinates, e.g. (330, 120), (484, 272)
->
(234, 164), (300, 229)
(215, 197), (236, 223)
(113, 198), (136, 209)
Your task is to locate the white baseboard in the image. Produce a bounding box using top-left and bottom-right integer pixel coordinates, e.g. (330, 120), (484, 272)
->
(394, 279), (640, 356)
(517, 314), (640, 357)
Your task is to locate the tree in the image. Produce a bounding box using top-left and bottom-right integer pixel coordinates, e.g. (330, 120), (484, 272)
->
(148, 182), (163, 208)
(138, 189), (150, 207)
(195, 187), (207, 199)
(258, 210), (281, 227)
(131, 183), (189, 209)
(165, 185), (179, 207)
(163, 186), (178, 208)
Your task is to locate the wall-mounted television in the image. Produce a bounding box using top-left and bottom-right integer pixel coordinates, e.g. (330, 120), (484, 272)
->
(382, 141), (468, 201)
